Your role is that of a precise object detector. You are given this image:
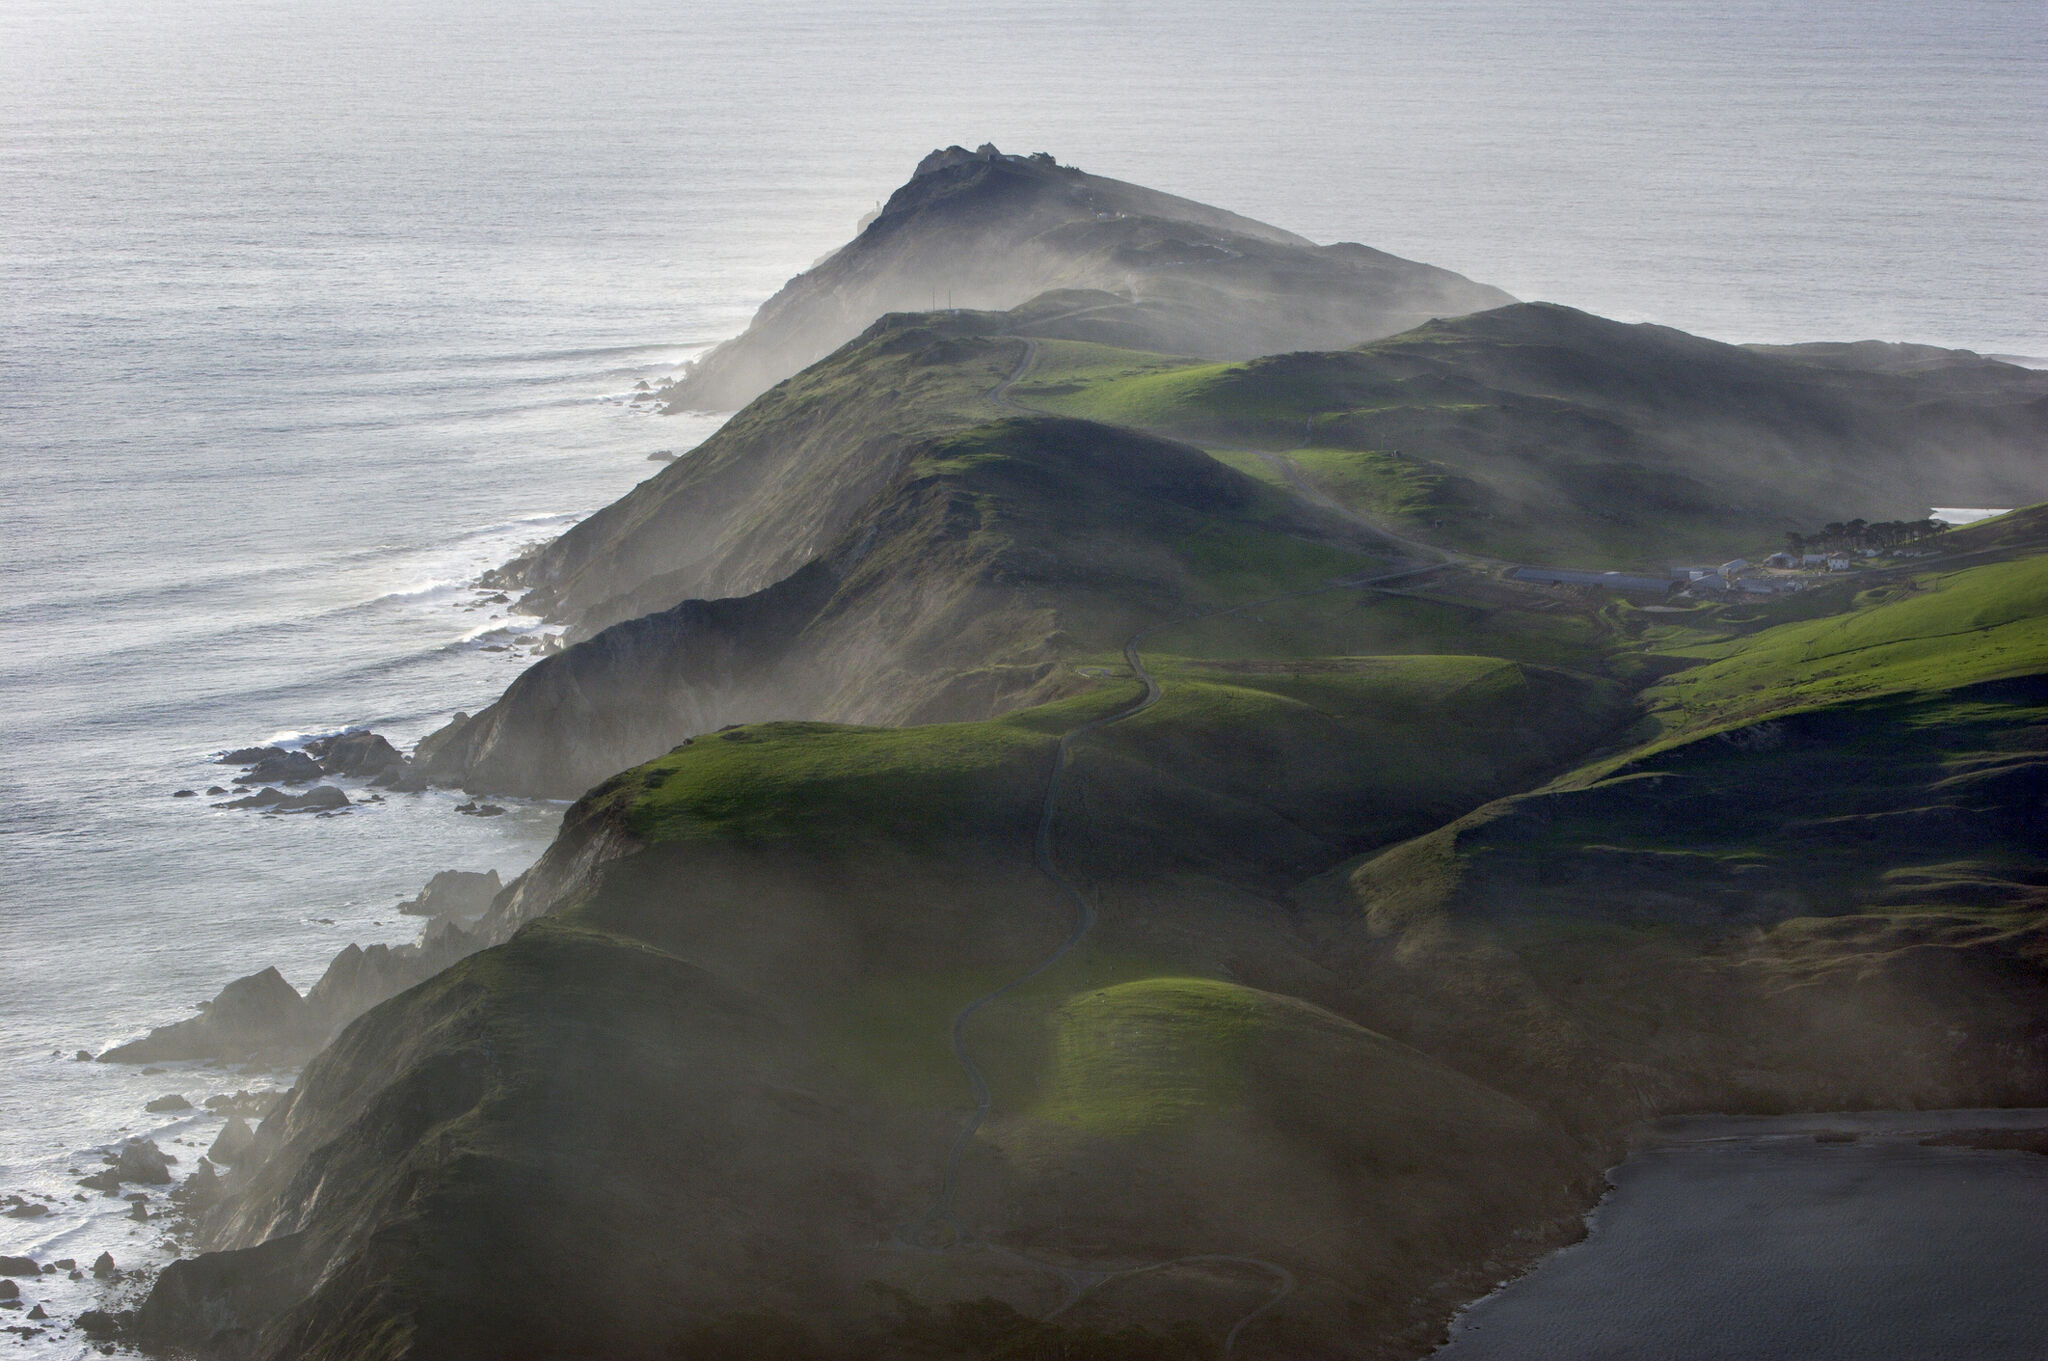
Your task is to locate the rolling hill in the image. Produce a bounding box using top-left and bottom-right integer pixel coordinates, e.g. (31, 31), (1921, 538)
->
(130, 156), (2048, 1361)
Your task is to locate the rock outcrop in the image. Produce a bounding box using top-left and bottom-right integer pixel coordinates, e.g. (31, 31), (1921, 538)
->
(100, 968), (309, 1064)
(665, 145), (1513, 411)
(396, 868), (501, 917)
(228, 784), (349, 813)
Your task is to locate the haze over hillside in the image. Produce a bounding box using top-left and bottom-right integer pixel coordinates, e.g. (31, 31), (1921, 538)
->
(664, 144), (1514, 410)
(113, 153), (2048, 1361)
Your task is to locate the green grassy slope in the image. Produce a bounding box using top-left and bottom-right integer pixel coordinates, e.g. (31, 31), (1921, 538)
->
(1637, 554), (2048, 746)
(515, 312), (1033, 632)
(421, 410), (1393, 797)
(664, 147), (1512, 411)
(1306, 554), (2048, 1126)
(1011, 306), (2048, 568)
(163, 639), (1633, 1359)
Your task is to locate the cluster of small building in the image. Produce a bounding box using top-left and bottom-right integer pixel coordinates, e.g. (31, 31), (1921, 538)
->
(1509, 552), (1865, 601)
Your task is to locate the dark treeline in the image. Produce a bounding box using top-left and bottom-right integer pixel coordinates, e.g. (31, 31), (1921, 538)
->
(1786, 518), (1948, 555)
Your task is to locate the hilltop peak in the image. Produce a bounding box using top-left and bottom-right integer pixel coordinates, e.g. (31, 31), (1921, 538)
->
(662, 157), (1511, 410)
(910, 142), (1059, 178)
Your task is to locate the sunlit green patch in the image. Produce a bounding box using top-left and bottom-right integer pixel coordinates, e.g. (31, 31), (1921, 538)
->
(1031, 978), (1267, 1134)
(616, 685), (1139, 849)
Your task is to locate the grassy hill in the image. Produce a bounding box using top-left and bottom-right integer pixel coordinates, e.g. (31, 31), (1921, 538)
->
(1304, 552), (2048, 1127)
(1636, 553), (2048, 744)
(135, 161), (2048, 1361)
(1014, 306), (2048, 566)
(419, 407), (1395, 797)
(152, 641), (1633, 1360)
(664, 145), (1510, 411)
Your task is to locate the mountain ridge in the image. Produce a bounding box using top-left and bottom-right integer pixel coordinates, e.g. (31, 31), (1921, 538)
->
(663, 145), (1515, 410)
(126, 158), (2048, 1361)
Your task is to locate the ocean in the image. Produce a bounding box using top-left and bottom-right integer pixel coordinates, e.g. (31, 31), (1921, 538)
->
(2, 0), (2043, 1350)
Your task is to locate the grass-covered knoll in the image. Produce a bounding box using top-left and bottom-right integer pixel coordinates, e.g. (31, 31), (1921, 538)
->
(1028, 978), (1282, 1134)
(1156, 569), (1612, 671)
(1006, 304), (2048, 569)
(896, 417), (1385, 633)
(1008, 337), (1196, 394)
(601, 647), (1622, 884)
(1638, 554), (2048, 746)
(615, 686), (1137, 850)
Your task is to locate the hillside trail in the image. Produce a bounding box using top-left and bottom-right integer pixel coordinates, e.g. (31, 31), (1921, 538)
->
(896, 339), (1444, 1352)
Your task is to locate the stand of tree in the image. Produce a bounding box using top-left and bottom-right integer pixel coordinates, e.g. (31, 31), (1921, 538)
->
(1786, 518), (1948, 555)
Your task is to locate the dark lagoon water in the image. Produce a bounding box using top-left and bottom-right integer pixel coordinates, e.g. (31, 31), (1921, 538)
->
(1435, 1110), (2048, 1361)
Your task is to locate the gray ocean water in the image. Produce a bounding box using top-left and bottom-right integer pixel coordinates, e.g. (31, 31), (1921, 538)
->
(2, 0), (2044, 1350)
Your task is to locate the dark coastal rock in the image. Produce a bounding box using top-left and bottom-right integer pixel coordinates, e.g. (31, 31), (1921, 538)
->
(300, 924), (477, 1044)
(26, 1304), (47, 1320)
(1, 1205), (47, 1220)
(135, 1238), (309, 1356)
(216, 784), (349, 813)
(76, 1169), (120, 1193)
(145, 1094), (192, 1113)
(173, 1161), (221, 1210)
(239, 750), (324, 784)
(0, 1258), (35, 1277)
(91, 1253), (115, 1279)
(173, 789), (197, 798)
(318, 731), (406, 779)
(411, 712), (469, 771)
(206, 786), (228, 795)
(217, 746), (283, 766)
(0, 1281), (15, 1302)
(398, 869), (501, 918)
(99, 967), (309, 1064)
(205, 1090), (283, 1120)
(128, 1200), (149, 1221)
(114, 1140), (174, 1185)
(77, 1307), (121, 1338)
(208, 1119), (255, 1167)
